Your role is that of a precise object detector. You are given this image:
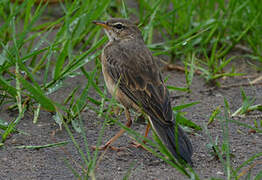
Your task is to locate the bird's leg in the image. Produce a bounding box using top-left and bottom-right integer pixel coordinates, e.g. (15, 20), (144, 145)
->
(92, 108), (132, 151)
(131, 123), (150, 149)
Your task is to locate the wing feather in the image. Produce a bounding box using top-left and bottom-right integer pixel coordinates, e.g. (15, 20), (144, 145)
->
(103, 41), (172, 126)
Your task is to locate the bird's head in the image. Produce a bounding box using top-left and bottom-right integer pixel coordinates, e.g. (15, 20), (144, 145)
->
(93, 18), (142, 42)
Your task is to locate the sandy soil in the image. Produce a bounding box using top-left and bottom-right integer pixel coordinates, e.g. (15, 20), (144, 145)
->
(0, 2), (262, 179)
(0, 61), (261, 180)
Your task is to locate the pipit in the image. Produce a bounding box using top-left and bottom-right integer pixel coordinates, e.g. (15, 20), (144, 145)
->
(93, 18), (193, 165)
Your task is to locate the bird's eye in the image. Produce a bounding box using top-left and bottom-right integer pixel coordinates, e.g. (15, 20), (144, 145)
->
(113, 23), (124, 29)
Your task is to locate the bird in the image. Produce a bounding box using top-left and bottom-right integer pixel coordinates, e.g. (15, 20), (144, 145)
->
(92, 18), (193, 165)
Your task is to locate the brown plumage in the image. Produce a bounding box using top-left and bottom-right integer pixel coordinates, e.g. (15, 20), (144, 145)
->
(93, 18), (193, 165)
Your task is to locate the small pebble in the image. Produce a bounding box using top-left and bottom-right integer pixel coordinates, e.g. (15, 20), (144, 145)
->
(217, 171), (224, 175)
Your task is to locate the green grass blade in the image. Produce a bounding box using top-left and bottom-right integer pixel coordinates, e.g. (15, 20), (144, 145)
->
(17, 74), (55, 111)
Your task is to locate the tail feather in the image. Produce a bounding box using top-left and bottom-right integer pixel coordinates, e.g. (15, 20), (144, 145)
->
(149, 116), (193, 165)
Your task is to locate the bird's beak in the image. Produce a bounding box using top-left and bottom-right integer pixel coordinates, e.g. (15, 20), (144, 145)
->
(92, 20), (111, 30)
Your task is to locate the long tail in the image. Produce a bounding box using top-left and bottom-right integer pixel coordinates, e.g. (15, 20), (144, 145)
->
(149, 116), (193, 165)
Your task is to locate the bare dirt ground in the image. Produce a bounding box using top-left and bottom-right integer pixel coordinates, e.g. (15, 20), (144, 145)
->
(1, 2), (262, 179)
(0, 60), (262, 180)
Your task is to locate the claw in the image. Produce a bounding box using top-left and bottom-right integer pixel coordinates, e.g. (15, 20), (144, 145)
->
(130, 141), (147, 150)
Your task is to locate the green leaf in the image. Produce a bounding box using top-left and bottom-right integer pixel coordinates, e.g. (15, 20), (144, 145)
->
(15, 141), (68, 149)
(173, 102), (199, 111)
(53, 112), (63, 129)
(167, 85), (188, 92)
(0, 118), (18, 133)
(0, 76), (17, 97)
(72, 118), (81, 133)
(17, 74), (55, 111)
(54, 40), (69, 80)
(121, 0), (128, 18)
(174, 112), (202, 131)
(208, 106), (221, 125)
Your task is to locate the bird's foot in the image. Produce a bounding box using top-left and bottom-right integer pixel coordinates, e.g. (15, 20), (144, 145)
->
(130, 141), (147, 150)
